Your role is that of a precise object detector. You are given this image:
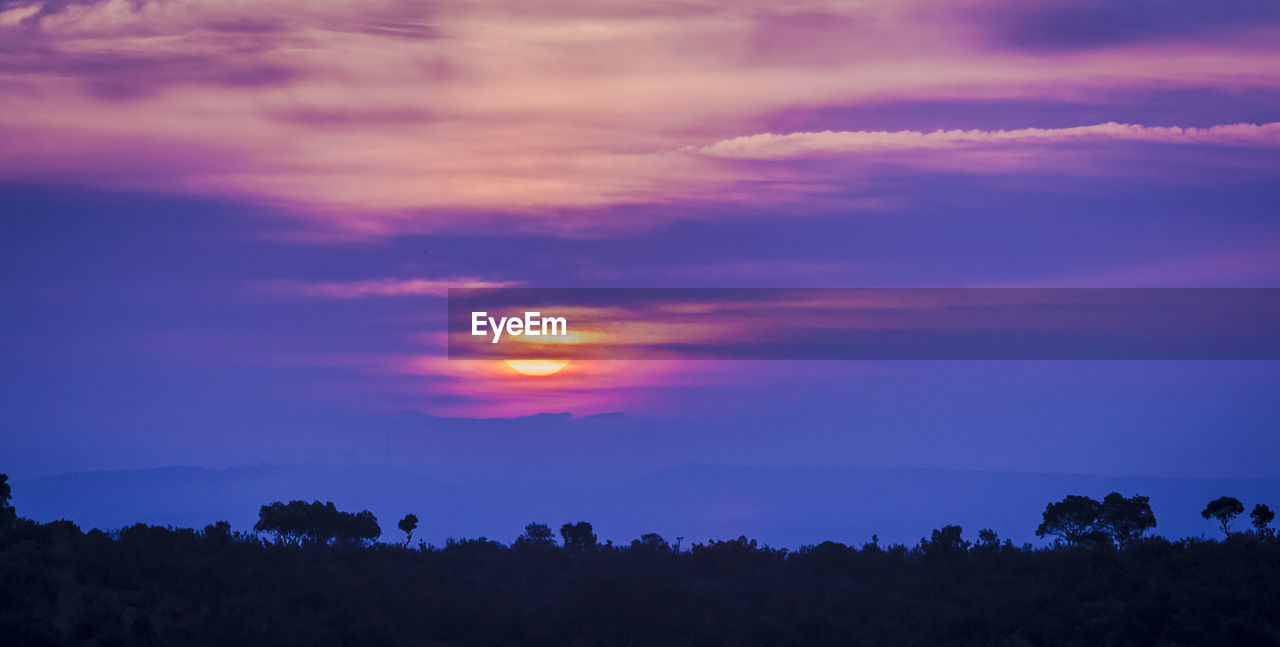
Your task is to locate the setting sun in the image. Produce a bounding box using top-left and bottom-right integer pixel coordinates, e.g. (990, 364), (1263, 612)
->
(504, 359), (570, 376)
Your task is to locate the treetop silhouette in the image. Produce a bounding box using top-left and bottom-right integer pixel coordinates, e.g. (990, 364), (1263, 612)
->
(1202, 496), (1246, 536)
(1253, 504), (1276, 536)
(253, 500), (381, 547)
(1036, 492), (1155, 548)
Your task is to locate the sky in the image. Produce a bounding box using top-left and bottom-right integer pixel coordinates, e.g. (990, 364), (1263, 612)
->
(2, 0), (1279, 542)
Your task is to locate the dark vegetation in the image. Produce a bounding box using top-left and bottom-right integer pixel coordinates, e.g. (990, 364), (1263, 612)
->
(2, 473), (1279, 646)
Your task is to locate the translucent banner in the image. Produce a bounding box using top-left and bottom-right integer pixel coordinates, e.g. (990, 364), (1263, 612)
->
(447, 288), (1280, 360)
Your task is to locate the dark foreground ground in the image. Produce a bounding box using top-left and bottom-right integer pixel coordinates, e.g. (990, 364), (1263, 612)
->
(3, 518), (1279, 647)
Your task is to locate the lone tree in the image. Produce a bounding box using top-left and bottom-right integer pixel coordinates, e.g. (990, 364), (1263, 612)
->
(560, 521), (597, 554)
(1097, 492), (1157, 548)
(1202, 496), (1245, 536)
(1251, 504), (1275, 536)
(398, 513), (419, 547)
(1036, 495), (1104, 547)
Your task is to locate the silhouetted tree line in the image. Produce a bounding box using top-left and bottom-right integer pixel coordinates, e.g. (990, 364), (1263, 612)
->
(2, 472), (1279, 646)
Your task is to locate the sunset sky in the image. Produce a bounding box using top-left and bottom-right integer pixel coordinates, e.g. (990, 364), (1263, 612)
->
(2, 0), (1280, 540)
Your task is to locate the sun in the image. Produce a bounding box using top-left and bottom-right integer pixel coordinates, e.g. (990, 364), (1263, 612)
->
(504, 359), (570, 376)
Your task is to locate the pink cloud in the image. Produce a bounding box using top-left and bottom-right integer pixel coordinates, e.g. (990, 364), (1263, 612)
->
(1, 0), (1279, 236)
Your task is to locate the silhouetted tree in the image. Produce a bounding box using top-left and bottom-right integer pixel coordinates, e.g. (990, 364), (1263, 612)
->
(0, 473), (14, 529)
(1251, 504), (1275, 536)
(1097, 492), (1157, 548)
(525, 522), (554, 543)
(254, 501), (301, 545)
(398, 513), (418, 547)
(335, 509), (381, 546)
(922, 525), (969, 557)
(631, 532), (671, 552)
(1037, 495), (1102, 547)
(512, 522), (556, 551)
(560, 521), (597, 554)
(1202, 496), (1245, 536)
(254, 500), (380, 546)
(203, 521), (232, 545)
(977, 528), (999, 550)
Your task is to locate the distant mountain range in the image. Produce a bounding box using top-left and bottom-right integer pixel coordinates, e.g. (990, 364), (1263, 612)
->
(13, 463), (1280, 549)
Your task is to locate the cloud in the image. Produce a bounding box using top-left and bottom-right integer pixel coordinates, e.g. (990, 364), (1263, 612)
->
(1, 0), (1279, 236)
(688, 121), (1280, 160)
(258, 277), (521, 299)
